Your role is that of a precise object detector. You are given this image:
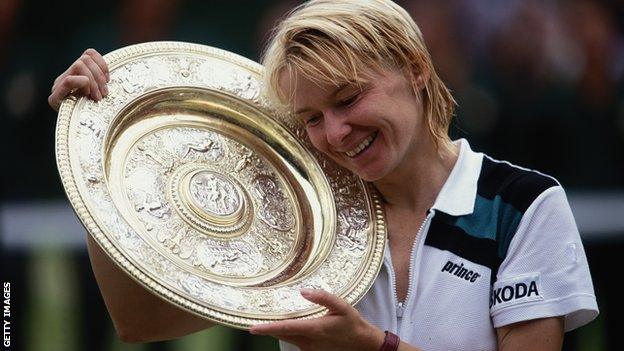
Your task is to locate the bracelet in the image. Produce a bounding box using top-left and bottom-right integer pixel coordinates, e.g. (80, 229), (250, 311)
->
(379, 330), (400, 351)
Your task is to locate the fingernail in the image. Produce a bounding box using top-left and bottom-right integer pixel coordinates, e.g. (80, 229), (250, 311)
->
(104, 85), (109, 96)
(106, 72), (110, 82)
(300, 289), (313, 297)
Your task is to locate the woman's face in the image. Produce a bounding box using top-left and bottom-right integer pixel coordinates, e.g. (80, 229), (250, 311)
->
(283, 66), (429, 181)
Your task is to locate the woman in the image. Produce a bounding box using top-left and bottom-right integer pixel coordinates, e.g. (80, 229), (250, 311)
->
(48, 1), (598, 350)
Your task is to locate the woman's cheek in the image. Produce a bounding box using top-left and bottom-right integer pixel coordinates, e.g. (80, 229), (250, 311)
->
(307, 132), (326, 154)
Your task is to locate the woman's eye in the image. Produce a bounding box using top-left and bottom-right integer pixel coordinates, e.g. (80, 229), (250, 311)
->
(339, 93), (359, 107)
(305, 115), (321, 126)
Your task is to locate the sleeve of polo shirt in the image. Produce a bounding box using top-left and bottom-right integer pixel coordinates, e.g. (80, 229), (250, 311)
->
(489, 185), (599, 331)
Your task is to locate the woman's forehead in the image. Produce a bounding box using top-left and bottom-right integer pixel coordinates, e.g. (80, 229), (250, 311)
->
(278, 65), (373, 101)
(281, 76), (360, 115)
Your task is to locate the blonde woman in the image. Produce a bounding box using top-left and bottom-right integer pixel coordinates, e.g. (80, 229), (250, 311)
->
(49, 1), (598, 350)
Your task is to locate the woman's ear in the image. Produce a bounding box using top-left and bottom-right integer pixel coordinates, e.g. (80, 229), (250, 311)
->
(412, 65), (430, 91)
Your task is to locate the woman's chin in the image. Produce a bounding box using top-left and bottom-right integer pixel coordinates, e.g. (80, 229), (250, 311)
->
(335, 154), (388, 181)
(352, 166), (387, 182)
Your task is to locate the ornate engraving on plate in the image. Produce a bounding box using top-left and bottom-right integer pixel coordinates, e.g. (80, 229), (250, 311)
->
(56, 42), (385, 329)
(168, 162), (252, 237)
(337, 207), (369, 254)
(114, 122), (305, 286)
(189, 171), (241, 216)
(251, 175), (295, 231)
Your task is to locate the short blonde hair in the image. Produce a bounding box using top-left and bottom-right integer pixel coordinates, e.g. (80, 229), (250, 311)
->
(261, 0), (456, 155)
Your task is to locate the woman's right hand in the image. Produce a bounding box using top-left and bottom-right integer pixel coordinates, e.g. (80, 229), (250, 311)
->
(48, 48), (110, 111)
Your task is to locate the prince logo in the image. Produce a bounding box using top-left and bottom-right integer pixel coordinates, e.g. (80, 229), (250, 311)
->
(441, 260), (481, 283)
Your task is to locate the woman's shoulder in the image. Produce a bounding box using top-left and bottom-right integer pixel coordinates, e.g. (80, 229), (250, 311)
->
(476, 153), (561, 213)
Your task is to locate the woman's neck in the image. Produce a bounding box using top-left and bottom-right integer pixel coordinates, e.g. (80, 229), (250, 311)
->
(373, 139), (459, 213)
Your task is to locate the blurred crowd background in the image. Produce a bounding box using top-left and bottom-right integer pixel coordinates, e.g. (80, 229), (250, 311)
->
(1, 0), (623, 350)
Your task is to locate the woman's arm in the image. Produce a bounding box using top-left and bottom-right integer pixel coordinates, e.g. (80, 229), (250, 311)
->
(496, 317), (564, 351)
(50, 50), (214, 343)
(87, 235), (214, 342)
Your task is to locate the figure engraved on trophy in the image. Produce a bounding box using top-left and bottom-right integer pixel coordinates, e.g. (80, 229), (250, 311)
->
(251, 175), (295, 231)
(120, 58), (172, 94)
(144, 150), (174, 174)
(163, 227), (193, 259)
(133, 192), (170, 220)
(337, 207), (368, 253)
(329, 257), (357, 280)
(122, 61), (149, 93)
(231, 73), (260, 100)
(245, 290), (276, 313)
(256, 232), (288, 257)
(234, 150), (254, 172)
(209, 251), (241, 268)
(169, 57), (199, 80)
(196, 241), (261, 276)
(182, 139), (214, 159)
(189, 171), (241, 216)
(79, 118), (102, 137)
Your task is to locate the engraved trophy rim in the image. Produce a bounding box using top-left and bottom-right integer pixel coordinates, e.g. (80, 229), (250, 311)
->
(55, 41), (386, 329)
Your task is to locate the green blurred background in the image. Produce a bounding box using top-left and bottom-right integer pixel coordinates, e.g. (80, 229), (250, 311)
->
(1, 0), (623, 350)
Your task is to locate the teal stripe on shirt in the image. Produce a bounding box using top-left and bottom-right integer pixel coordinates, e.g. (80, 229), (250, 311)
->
(452, 195), (523, 259)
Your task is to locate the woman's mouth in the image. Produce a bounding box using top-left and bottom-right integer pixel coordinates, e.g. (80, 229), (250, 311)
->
(344, 131), (378, 158)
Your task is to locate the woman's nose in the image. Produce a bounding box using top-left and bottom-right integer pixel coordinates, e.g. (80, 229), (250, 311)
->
(324, 110), (352, 147)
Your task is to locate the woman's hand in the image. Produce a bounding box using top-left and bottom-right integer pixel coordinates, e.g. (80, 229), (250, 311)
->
(250, 289), (385, 351)
(48, 48), (110, 111)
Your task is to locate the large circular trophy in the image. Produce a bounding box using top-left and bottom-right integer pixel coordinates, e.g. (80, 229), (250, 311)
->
(55, 42), (386, 329)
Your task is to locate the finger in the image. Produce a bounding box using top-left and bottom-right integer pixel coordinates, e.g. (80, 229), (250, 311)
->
(48, 75), (90, 111)
(84, 48), (109, 82)
(53, 69), (70, 91)
(73, 59), (101, 100)
(53, 56), (85, 91)
(53, 63), (79, 92)
(53, 48), (109, 90)
(81, 54), (108, 96)
(250, 319), (319, 336)
(300, 289), (349, 314)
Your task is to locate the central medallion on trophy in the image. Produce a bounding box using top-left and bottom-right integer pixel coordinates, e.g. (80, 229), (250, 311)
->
(169, 163), (253, 238)
(189, 171), (243, 219)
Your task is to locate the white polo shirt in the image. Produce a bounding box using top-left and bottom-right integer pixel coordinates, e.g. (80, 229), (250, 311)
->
(280, 139), (598, 351)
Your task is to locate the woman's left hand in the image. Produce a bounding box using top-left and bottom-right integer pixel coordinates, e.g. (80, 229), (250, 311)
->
(250, 289), (385, 351)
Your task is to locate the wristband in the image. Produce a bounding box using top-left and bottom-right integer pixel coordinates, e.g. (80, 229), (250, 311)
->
(379, 330), (400, 351)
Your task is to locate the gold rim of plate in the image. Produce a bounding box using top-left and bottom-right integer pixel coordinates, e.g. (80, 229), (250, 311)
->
(55, 41), (386, 329)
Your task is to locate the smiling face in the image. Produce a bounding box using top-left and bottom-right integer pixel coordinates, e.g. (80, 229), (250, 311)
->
(282, 66), (431, 182)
